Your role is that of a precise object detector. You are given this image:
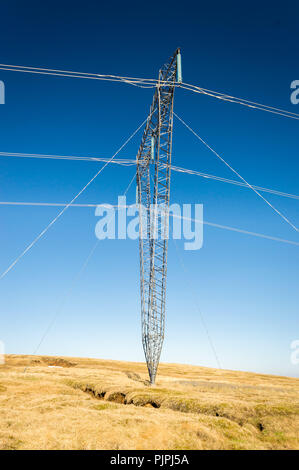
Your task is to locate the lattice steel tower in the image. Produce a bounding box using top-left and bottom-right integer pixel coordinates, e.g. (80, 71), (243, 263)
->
(136, 49), (182, 384)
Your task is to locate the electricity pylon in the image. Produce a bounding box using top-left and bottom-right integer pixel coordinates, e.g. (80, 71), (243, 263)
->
(136, 49), (182, 385)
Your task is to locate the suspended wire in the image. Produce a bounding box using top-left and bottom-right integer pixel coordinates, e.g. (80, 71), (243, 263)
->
(1, 201), (297, 246)
(0, 118), (146, 280)
(172, 238), (222, 369)
(174, 113), (299, 233)
(189, 83), (299, 118)
(1, 151), (298, 200)
(1, 63), (299, 120)
(180, 82), (299, 120)
(23, 240), (100, 372)
(0, 63), (156, 82)
(172, 212), (299, 246)
(0, 202), (114, 208)
(0, 63), (157, 87)
(24, 171), (136, 371)
(171, 165), (299, 200)
(0, 151), (136, 166)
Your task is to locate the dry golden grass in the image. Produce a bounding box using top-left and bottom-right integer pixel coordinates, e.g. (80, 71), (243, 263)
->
(0, 354), (298, 450)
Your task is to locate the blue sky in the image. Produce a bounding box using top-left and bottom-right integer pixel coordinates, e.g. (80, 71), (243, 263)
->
(0, 1), (298, 377)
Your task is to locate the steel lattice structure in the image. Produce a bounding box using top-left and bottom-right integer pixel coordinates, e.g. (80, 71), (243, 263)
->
(136, 49), (181, 384)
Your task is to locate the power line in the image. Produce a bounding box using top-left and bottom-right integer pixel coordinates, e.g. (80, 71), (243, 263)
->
(0, 118), (146, 280)
(172, 212), (299, 246)
(0, 63), (157, 84)
(172, 238), (222, 369)
(0, 151), (136, 166)
(1, 151), (298, 200)
(1, 63), (299, 120)
(180, 82), (299, 120)
(24, 171), (136, 371)
(0, 201), (113, 207)
(171, 165), (299, 200)
(24, 239), (100, 368)
(1, 201), (297, 246)
(182, 83), (299, 117)
(174, 113), (299, 233)
(0, 63), (157, 87)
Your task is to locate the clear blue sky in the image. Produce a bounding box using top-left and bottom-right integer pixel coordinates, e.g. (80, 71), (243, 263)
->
(0, 1), (298, 377)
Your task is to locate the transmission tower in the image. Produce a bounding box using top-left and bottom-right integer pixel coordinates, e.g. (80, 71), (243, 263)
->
(136, 49), (182, 385)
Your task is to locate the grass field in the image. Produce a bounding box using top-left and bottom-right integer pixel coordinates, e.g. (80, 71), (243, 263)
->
(0, 354), (298, 450)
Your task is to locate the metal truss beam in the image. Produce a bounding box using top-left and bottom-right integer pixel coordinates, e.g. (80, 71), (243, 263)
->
(136, 49), (180, 384)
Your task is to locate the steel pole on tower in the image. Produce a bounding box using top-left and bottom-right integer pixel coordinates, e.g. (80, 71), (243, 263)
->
(136, 49), (181, 385)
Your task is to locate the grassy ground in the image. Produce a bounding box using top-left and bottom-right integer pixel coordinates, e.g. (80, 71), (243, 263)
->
(0, 354), (298, 450)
